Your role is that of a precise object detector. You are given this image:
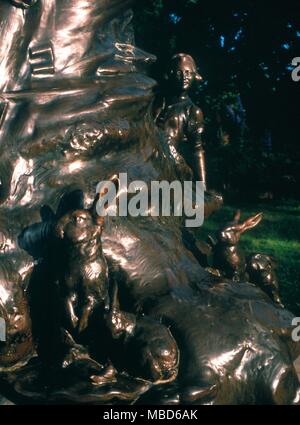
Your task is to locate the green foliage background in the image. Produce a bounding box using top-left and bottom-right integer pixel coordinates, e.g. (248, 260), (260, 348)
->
(133, 1), (300, 314)
(133, 0), (300, 199)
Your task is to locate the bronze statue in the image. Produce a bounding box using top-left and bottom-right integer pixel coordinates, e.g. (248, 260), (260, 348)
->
(0, 268), (33, 372)
(157, 54), (207, 188)
(209, 210), (263, 281)
(208, 211), (283, 306)
(0, 0), (300, 405)
(247, 253), (283, 307)
(105, 282), (179, 384)
(55, 208), (109, 335)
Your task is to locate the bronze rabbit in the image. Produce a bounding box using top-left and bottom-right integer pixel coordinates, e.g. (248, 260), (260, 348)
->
(209, 210), (263, 281)
(209, 210), (283, 306)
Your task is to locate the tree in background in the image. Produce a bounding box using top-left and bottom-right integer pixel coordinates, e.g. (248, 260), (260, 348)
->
(134, 0), (300, 199)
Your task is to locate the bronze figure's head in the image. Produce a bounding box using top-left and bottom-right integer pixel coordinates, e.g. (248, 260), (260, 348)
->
(168, 53), (202, 93)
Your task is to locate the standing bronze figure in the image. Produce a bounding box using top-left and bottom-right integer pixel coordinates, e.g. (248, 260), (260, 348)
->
(0, 0), (299, 405)
(157, 54), (207, 188)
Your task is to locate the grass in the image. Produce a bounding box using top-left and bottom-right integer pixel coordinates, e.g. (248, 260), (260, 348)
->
(197, 200), (300, 316)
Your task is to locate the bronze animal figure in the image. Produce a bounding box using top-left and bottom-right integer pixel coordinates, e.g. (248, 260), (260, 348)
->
(1, 0), (300, 405)
(56, 208), (109, 335)
(209, 211), (283, 307)
(105, 281), (179, 384)
(247, 253), (283, 307)
(210, 210), (263, 281)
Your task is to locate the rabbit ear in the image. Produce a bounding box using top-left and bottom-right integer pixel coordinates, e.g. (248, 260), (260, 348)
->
(18, 221), (54, 259)
(239, 213), (263, 233)
(40, 205), (55, 222)
(233, 210), (241, 223)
